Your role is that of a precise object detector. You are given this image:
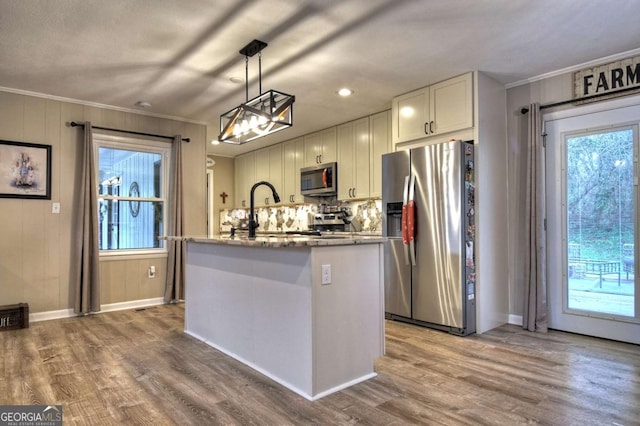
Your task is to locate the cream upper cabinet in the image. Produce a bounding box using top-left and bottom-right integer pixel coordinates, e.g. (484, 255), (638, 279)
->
(282, 137), (304, 204)
(392, 88), (428, 144)
(430, 73), (473, 135)
(337, 117), (370, 200)
(369, 110), (391, 198)
(392, 72), (473, 145)
(304, 127), (337, 166)
(234, 152), (255, 208)
(253, 144), (283, 207)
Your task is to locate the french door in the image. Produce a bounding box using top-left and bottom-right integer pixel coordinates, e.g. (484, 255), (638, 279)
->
(545, 99), (639, 344)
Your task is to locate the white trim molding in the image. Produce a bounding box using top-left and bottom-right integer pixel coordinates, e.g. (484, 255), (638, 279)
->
(29, 297), (166, 323)
(506, 47), (640, 89)
(0, 86), (207, 126)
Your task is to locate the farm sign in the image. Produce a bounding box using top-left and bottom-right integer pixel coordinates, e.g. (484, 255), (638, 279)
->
(574, 55), (640, 100)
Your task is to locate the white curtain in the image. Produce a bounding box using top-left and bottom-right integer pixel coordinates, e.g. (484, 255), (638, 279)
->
(74, 122), (101, 314)
(523, 103), (548, 332)
(164, 135), (185, 302)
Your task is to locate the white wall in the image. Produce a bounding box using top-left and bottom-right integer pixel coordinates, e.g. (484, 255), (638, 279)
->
(475, 72), (509, 332)
(0, 91), (207, 313)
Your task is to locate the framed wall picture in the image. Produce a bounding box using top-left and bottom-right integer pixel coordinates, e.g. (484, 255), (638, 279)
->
(0, 140), (52, 199)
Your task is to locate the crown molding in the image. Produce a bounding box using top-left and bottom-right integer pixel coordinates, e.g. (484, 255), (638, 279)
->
(0, 86), (208, 126)
(505, 47), (640, 89)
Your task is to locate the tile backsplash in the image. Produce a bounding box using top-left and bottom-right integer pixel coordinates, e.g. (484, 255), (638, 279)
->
(219, 199), (382, 234)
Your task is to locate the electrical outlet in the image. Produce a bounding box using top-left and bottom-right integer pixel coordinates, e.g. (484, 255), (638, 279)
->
(321, 264), (331, 285)
(148, 265), (156, 278)
(52, 203), (60, 214)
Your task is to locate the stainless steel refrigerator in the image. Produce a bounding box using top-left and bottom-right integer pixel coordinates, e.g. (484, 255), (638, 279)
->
(382, 140), (476, 335)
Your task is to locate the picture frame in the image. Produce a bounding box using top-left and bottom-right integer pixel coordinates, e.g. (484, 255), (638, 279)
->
(0, 140), (52, 199)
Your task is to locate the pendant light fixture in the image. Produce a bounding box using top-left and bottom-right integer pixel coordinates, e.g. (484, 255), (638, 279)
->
(218, 39), (295, 144)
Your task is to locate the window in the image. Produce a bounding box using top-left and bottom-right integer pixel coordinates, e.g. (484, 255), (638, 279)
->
(95, 134), (171, 255)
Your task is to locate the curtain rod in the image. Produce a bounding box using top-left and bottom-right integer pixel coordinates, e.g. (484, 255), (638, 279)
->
(69, 121), (190, 142)
(520, 85), (640, 114)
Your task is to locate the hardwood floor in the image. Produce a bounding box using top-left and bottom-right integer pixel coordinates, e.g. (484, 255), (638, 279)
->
(1, 303), (638, 425)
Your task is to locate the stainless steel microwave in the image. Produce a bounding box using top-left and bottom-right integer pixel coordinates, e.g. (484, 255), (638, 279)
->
(300, 162), (337, 196)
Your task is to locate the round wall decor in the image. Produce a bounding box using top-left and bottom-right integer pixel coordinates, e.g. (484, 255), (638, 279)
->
(129, 181), (140, 217)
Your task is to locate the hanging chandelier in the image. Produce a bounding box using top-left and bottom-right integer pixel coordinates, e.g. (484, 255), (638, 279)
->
(218, 39), (295, 145)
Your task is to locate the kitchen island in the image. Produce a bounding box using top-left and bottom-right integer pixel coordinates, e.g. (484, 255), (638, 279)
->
(182, 234), (385, 401)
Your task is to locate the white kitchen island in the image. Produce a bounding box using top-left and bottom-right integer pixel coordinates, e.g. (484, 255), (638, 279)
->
(183, 234), (385, 401)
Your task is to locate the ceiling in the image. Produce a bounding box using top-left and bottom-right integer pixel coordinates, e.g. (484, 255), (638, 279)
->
(2, 1), (640, 157)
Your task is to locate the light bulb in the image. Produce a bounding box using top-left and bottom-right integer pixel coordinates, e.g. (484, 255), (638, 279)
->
(241, 119), (249, 133)
(258, 115), (267, 126)
(249, 115), (258, 129)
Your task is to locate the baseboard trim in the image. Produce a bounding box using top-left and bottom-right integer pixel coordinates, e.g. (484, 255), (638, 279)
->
(29, 297), (166, 323)
(508, 315), (523, 326)
(30, 308), (75, 323)
(101, 297), (166, 313)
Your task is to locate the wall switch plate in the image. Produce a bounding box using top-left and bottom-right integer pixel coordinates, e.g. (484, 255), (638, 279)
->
(321, 264), (331, 285)
(52, 203), (60, 214)
(148, 265), (156, 278)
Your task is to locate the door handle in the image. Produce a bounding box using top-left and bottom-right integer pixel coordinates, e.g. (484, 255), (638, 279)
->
(430, 121), (434, 134)
(424, 122), (429, 135)
(402, 175), (410, 265)
(408, 174), (417, 266)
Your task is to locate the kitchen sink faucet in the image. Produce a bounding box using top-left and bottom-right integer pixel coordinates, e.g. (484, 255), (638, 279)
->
(249, 181), (281, 238)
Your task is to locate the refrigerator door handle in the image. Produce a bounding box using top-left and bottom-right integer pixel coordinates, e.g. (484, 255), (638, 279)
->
(401, 175), (410, 265)
(408, 174), (417, 266)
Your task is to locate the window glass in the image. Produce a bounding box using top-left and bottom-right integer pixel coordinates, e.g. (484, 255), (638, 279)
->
(96, 138), (169, 253)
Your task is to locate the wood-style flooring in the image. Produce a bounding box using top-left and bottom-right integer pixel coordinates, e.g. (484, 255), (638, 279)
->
(1, 303), (638, 425)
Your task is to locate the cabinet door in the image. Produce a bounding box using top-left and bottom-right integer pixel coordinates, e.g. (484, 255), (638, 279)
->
(254, 145), (282, 206)
(430, 72), (473, 135)
(319, 127), (337, 163)
(337, 122), (356, 200)
(392, 87), (429, 145)
(338, 118), (370, 200)
(268, 144), (283, 205)
(369, 110), (391, 198)
(352, 117), (370, 199)
(303, 132), (322, 166)
(283, 137), (303, 203)
(235, 152), (255, 208)
(304, 127), (337, 165)
(254, 147), (270, 207)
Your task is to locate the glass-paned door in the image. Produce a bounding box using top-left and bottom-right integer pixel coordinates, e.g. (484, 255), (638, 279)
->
(545, 100), (639, 344)
(565, 128), (634, 317)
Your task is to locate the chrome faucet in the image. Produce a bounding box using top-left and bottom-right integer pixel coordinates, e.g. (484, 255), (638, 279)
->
(249, 181), (281, 238)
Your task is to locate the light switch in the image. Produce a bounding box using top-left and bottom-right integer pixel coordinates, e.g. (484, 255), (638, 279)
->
(52, 203), (60, 214)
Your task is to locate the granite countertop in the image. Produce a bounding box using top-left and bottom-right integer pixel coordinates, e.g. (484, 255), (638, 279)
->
(166, 234), (386, 247)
